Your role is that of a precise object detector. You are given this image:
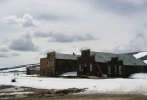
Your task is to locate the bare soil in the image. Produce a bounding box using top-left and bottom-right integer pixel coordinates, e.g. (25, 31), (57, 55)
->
(0, 85), (147, 100)
(0, 85), (13, 89)
(14, 94), (147, 100)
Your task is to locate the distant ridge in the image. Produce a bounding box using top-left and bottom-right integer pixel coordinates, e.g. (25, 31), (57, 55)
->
(125, 52), (140, 55)
(0, 63), (40, 71)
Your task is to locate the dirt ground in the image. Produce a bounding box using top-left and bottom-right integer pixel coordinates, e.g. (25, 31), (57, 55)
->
(14, 94), (147, 100)
(0, 85), (147, 100)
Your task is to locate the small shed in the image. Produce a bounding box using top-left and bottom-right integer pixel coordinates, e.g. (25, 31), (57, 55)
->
(26, 66), (40, 75)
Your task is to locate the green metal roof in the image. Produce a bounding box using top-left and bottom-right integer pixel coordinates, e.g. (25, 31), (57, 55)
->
(91, 51), (147, 66)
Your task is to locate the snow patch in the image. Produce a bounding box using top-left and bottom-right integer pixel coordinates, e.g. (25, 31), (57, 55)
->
(59, 71), (77, 77)
(144, 60), (147, 64)
(128, 73), (147, 79)
(133, 52), (147, 58)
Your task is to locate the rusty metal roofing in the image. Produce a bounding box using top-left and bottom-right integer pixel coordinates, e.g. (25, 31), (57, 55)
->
(27, 67), (40, 71)
(91, 51), (147, 66)
(55, 53), (79, 60)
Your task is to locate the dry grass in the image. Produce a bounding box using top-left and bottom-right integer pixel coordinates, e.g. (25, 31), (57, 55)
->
(0, 85), (13, 89)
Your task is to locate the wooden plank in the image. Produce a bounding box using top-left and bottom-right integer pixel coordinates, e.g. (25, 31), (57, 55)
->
(96, 63), (103, 75)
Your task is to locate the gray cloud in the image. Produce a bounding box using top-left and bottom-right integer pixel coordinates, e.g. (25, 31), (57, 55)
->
(0, 46), (10, 52)
(0, 53), (9, 58)
(9, 34), (38, 51)
(86, 0), (147, 16)
(101, 32), (147, 54)
(48, 34), (96, 43)
(102, 44), (142, 54)
(34, 31), (98, 43)
(2, 39), (11, 44)
(11, 52), (20, 57)
(0, 52), (19, 58)
(36, 14), (73, 21)
(33, 31), (52, 37)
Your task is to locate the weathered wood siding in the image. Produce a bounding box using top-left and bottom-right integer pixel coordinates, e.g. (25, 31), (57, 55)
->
(40, 58), (48, 76)
(55, 59), (77, 75)
(77, 50), (97, 76)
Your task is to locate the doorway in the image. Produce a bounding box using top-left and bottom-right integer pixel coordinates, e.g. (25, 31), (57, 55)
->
(83, 66), (87, 75)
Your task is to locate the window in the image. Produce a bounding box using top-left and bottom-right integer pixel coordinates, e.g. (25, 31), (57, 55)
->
(84, 63), (87, 67)
(90, 64), (92, 71)
(79, 64), (81, 71)
(119, 65), (122, 75)
(48, 60), (54, 66)
(108, 66), (111, 74)
(138, 66), (143, 72)
(115, 65), (117, 74)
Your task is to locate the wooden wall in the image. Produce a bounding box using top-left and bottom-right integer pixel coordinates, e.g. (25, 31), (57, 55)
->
(55, 59), (77, 75)
(40, 58), (48, 76)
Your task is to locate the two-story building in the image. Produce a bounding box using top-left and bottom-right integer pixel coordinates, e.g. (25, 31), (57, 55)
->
(77, 49), (147, 78)
(40, 51), (79, 76)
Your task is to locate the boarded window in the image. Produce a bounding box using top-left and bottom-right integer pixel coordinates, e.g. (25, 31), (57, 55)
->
(137, 66), (143, 72)
(48, 61), (54, 67)
(119, 65), (122, 75)
(108, 66), (111, 74)
(79, 64), (81, 71)
(90, 64), (92, 71)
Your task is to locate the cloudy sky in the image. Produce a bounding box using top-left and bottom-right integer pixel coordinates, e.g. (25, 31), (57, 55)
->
(0, 0), (147, 67)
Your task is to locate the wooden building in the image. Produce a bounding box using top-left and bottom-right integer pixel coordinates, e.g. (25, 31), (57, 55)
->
(77, 49), (147, 78)
(40, 58), (48, 76)
(26, 66), (40, 75)
(40, 52), (79, 76)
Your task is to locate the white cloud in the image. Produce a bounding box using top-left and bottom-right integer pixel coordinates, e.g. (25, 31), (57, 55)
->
(101, 32), (147, 53)
(1, 13), (36, 27)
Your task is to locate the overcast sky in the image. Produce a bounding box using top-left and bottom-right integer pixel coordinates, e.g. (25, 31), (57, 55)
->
(0, 0), (147, 67)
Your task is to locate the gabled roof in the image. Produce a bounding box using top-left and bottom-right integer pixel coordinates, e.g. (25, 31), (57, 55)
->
(55, 53), (79, 60)
(91, 52), (118, 63)
(90, 51), (147, 66)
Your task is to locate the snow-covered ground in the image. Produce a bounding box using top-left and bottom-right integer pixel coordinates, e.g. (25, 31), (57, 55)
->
(0, 72), (147, 96)
(128, 73), (147, 79)
(59, 71), (77, 77)
(1, 67), (26, 73)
